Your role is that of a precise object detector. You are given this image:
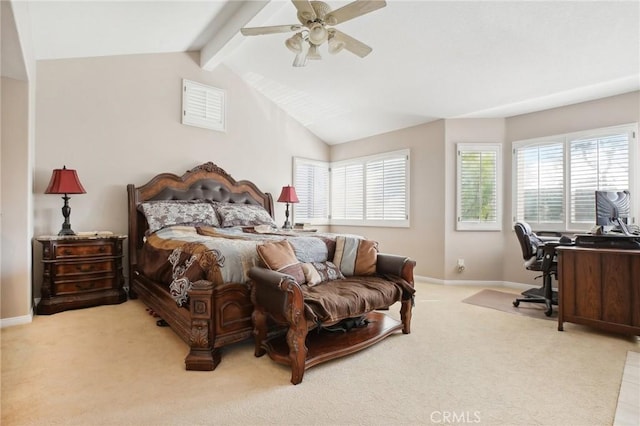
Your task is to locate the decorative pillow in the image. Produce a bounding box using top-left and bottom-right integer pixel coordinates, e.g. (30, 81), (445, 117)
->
(309, 261), (345, 282)
(215, 203), (277, 228)
(332, 236), (378, 276)
(288, 237), (330, 263)
(139, 200), (219, 234)
(256, 240), (306, 284)
(301, 263), (322, 286)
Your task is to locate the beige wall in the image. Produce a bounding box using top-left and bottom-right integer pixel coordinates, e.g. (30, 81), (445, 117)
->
(1, 77), (34, 320)
(330, 120), (447, 278)
(33, 51), (329, 298)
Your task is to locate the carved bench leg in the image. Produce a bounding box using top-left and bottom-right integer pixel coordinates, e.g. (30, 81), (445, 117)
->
(287, 321), (308, 385)
(252, 306), (268, 357)
(185, 281), (220, 371)
(400, 298), (412, 334)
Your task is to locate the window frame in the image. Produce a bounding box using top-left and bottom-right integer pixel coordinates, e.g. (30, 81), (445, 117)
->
(456, 143), (503, 231)
(293, 149), (410, 228)
(512, 123), (638, 232)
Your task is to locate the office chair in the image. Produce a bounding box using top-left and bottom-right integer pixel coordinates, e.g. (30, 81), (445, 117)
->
(513, 222), (561, 317)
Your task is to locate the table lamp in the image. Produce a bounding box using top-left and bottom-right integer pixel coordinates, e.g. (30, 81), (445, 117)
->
(45, 166), (86, 236)
(277, 185), (299, 229)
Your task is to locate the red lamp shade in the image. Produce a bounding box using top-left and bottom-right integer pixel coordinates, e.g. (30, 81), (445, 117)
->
(277, 185), (299, 204)
(45, 166), (86, 236)
(45, 166), (86, 195)
(277, 186), (298, 229)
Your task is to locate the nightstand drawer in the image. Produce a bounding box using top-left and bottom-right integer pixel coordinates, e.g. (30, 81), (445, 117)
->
(55, 243), (113, 258)
(55, 276), (115, 295)
(55, 260), (113, 276)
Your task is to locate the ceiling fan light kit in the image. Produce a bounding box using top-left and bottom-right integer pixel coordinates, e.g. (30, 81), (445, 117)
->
(241, 0), (387, 67)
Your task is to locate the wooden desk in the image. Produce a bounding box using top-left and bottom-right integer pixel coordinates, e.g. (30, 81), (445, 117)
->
(556, 245), (640, 335)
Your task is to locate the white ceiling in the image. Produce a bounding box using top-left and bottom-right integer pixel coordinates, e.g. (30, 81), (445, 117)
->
(16, 0), (640, 144)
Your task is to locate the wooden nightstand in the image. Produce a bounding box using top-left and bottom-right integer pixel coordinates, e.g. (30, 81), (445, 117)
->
(36, 234), (127, 314)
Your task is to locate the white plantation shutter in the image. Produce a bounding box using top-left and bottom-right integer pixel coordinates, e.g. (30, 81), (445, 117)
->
(293, 158), (329, 223)
(513, 124), (636, 232)
(294, 151), (409, 227)
(366, 156), (407, 220)
(182, 79), (225, 132)
(457, 144), (502, 231)
(569, 132), (630, 227)
(331, 164), (364, 220)
(331, 150), (409, 226)
(514, 142), (564, 227)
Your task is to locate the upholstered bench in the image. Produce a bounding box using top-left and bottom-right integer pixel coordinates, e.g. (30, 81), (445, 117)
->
(248, 237), (416, 384)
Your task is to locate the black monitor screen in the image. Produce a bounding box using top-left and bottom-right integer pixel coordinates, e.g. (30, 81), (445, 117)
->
(595, 190), (630, 228)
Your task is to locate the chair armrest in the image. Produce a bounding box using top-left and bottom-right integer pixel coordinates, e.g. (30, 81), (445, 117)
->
(248, 267), (304, 322)
(376, 253), (416, 285)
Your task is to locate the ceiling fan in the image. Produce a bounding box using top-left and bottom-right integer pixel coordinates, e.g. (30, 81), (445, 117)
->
(241, 0), (387, 67)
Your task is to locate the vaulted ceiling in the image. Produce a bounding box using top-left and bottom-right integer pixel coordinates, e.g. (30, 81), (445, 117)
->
(7, 0), (640, 144)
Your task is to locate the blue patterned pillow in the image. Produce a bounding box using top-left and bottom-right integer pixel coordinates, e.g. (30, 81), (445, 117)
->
(215, 203), (277, 228)
(139, 200), (219, 234)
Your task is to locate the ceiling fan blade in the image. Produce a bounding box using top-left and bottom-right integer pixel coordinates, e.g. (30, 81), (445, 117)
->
(291, 0), (317, 22)
(241, 25), (302, 36)
(331, 29), (372, 58)
(326, 0), (387, 25)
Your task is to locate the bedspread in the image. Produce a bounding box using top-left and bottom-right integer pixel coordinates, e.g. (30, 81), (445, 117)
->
(138, 225), (337, 306)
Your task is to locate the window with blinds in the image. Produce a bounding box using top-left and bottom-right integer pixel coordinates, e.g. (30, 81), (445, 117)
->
(293, 149), (410, 227)
(514, 142), (564, 226)
(331, 150), (409, 227)
(293, 158), (330, 224)
(182, 79), (226, 132)
(513, 124), (636, 231)
(456, 144), (502, 231)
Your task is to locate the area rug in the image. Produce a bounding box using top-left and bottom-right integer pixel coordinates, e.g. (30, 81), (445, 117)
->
(462, 289), (555, 321)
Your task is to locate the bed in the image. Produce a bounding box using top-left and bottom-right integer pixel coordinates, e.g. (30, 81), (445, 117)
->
(127, 161), (278, 371)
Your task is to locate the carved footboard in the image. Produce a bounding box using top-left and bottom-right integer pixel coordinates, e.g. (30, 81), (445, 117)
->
(249, 254), (415, 384)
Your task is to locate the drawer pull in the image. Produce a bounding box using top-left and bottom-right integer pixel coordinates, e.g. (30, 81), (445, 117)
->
(63, 249), (72, 255)
(99, 246), (106, 253)
(76, 265), (95, 272)
(75, 282), (96, 291)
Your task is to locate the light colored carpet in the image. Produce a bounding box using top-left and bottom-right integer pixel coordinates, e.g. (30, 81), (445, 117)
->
(462, 288), (555, 321)
(2, 282), (639, 426)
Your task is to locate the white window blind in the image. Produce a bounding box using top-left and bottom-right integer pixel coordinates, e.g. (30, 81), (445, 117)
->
(513, 124), (636, 232)
(569, 132), (630, 227)
(182, 79), (226, 132)
(331, 149), (409, 227)
(457, 144), (502, 231)
(331, 164), (364, 220)
(514, 142), (564, 227)
(293, 150), (410, 228)
(293, 158), (329, 224)
(366, 156), (407, 221)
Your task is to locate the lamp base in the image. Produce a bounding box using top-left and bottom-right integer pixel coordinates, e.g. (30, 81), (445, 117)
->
(58, 225), (76, 236)
(58, 194), (76, 236)
(282, 221), (292, 230)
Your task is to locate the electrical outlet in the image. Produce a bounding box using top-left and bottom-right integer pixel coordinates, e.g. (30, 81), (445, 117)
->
(457, 258), (465, 273)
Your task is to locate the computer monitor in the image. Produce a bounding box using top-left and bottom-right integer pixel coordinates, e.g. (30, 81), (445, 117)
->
(595, 190), (631, 235)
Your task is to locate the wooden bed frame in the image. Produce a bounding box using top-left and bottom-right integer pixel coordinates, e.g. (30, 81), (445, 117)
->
(127, 162), (274, 371)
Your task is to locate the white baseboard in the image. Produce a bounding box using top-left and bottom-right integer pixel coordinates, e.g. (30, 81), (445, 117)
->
(1, 310), (33, 328)
(416, 275), (537, 290)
